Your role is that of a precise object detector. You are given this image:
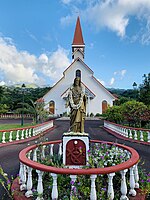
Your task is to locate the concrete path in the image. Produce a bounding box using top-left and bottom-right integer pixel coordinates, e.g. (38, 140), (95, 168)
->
(0, 119), (150, 199)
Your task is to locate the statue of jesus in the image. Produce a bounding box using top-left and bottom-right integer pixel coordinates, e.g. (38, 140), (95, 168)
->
(68, 77), (86, 133)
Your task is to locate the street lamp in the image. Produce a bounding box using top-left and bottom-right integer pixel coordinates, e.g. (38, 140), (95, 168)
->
(21, 83), (26, 126)
(132, 82), (137, 90)
(132, 82), (138, 100)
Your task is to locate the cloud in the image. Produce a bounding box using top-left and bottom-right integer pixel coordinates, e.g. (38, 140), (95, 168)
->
(61, 0), (150, 40)
(0, 81), (5, 86)
(61, 0), (72, 4)
(120, 69), (126, 77)
(0, 36), (71, 86)
(141, 18), (150, 45)
(40, 46), (71, 82)
(114, 69), (127, 79)
(110, 77), (115, 86)
(25, 29), (38, 42)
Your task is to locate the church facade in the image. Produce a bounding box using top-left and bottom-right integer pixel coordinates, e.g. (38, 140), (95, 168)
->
(43, 17), (116, 116)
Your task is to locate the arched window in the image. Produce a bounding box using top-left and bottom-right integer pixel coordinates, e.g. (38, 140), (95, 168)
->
(102, 100), (108, 113)
(49, 101), (55, 114)
(76, 69), (81, 78)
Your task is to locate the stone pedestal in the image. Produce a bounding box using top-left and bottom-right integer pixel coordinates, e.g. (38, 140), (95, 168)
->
(62, 132), (89, 166)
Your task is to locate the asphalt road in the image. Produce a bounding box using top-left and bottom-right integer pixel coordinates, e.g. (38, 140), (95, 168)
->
(0, 119), (150, 199)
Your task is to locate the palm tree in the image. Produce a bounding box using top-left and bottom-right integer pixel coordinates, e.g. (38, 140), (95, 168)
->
(16, 99), (49, 123)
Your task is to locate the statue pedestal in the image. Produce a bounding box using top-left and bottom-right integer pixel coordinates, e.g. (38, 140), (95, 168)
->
(63, 132), (89, 166)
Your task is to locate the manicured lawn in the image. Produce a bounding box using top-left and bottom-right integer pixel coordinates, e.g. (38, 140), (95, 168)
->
(0, 123), (35, 130)
(0, 123), (35, 142)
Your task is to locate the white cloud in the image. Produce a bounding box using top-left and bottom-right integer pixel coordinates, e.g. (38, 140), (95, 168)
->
(120, 69), (126, 77)
(0, 81), (5, 86)
(0, 36), (71, 86)
(110, 77), (115, 86)
(40, 46), (71, 82)
(25, 29), (38, 42)
(61, 0), (150, 40)
(114, 69), (127, 79)
(61, 0), (72, 4)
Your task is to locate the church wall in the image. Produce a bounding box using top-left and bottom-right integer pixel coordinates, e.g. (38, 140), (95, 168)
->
(80, 71), (115, 115)
(43, 60), (115, 116)
(43, 78), (68, 115)
(73, 51), (83, 61)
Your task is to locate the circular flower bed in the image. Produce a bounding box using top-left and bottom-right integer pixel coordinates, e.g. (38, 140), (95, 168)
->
(19, 140), (140, 199)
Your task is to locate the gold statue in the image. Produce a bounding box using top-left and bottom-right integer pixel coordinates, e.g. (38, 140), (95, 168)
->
(68, 77), (86, 132)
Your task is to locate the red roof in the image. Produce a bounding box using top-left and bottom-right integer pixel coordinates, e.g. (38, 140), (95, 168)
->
(72, 16), (84, 45)
(36, 98), (44, 103)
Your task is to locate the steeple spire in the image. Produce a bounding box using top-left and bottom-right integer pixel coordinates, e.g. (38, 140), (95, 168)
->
(72, 16), (84, 45)
(72, 17), (85, 61)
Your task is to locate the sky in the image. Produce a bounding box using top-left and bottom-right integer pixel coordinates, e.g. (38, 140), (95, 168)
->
(0, 0), (150, 89)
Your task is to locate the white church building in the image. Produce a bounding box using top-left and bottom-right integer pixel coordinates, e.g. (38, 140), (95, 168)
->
(42, 17), (116, 116)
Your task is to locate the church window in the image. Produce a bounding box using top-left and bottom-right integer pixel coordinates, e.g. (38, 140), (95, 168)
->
(102, 100), (108, 113)
(76, 69), (81, 78)
(49, 101), (55, 114)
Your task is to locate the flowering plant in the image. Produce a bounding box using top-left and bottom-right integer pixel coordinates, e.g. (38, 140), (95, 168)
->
(138, 165), (150, 197)
(86, 143), (131, 168)
(0, 165), (14, 200)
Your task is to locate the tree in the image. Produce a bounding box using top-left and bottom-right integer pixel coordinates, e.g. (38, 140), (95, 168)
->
(114, 96), (130, 106)
(139, 73), (150, 106)
(105, 105), (124, 123)
(0, 86), (4, 100)
(0, 104), (9, 113)
(122, 100), (147, 127)
(16, 99), (49, 123)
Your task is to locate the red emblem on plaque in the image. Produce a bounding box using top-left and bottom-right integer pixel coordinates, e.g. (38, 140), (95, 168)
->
(66, 139), (86, 165)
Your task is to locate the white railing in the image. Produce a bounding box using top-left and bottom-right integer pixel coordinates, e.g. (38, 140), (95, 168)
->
(0, 120), (53, 144)
(0, 113), (33, 119)
(18, 140), (140, 200)
(104, 120), (150, 143)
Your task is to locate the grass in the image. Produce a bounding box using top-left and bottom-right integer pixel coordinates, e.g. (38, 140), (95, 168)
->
(0, 123), (35, 130)
(0, 123), (36, 142)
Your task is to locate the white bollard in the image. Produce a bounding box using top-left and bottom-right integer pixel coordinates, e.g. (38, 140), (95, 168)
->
(25, 167), (33, 197)
(134, 130), (137, 140)
(140, 130), (144, 141)
(134, 164), (139, 189)
(16, 130), (20, 140)
(129, 130), (132, 139)
(90, 174), (97, 200)
(41, 145), (46, 159)
(2, 132), (6, 143)
(9, 131), (13, 142)
(19, 162), (23, 184)
(120, 169), (129, 200)
(20, 164), (27, 191)
(36, 170), (44, 200)
(51, 173), (58, 200)
(129, 166), (136, 196)
(28, 128), (32, 137)
(33, 148), (38, 162)
(21, 130), (24, 140)
(107, 173), (115, 200)
(25, 129), (28, 138)
(50, 144), (54, 156)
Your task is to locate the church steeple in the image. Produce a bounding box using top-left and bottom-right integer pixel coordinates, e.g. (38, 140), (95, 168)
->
(72, 17), (85, 61)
